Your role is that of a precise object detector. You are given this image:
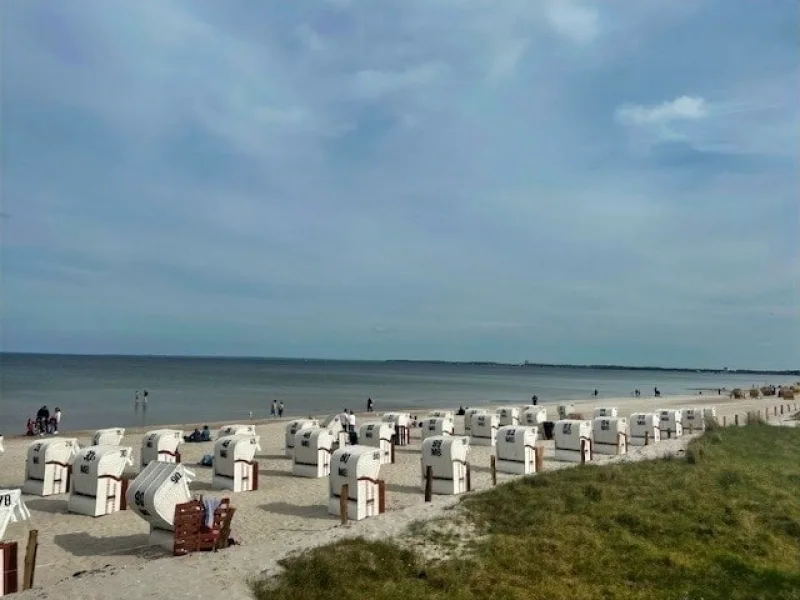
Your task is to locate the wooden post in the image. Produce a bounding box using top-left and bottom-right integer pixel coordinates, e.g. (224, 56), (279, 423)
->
(667, 429), (672, 440)
(735, 414), (739, 426)
(490, 455), (497, 486)
(723, 416), (727, 427)
(644, 430), (649, 446)
(466, 463), (472, 492)
(22, 530), (38, 591)
(378, 480), (386, 514)
(424, 466), (433, 502)
(1, 541), (19, 595)
(781, 405), (784, 415)
(689, 424), (693, 435)
(339, 484), (348, 525)
(580, 439), (587, 464)
(390, 441), (396, 464)
(534, 445), (543, 473)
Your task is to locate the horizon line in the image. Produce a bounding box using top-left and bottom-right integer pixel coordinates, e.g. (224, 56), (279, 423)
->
(1, 351), (797, 375)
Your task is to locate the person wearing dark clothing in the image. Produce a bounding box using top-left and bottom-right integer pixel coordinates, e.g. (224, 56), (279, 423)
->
(531, 395), (538, 405)
(185, 428), (202, 442)
(36, 406), (50, 436)
(654, 387), (661, 398)
(367, 398), (374, 412)
(456, 406), (466, 416)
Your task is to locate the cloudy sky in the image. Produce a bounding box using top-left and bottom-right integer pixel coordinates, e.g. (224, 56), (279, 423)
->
(2, 0), (798, 369)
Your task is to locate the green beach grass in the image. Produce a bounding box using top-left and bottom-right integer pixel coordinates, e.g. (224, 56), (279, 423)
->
(252, 424), (800, 600)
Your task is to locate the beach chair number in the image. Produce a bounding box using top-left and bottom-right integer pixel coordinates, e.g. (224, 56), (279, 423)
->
(338, 467), (348, 477)
(222, 441), (231, 448)
(32, 456), (40, 465)
(431, 440), (443, 457)
(562, 423), (572, 435)
(505, 430), (516, 443)
(601, 421), (610, 431)
(373, 452), (380, 460)
(220, 450), (228, 459)
(146, 441), (154, 448)
(0, 494), (11, 507)
(134, 491), (145, 507)
(80, 465), (90, 474)
(340, 454), (351, 463)
(637, 416), (646, 426)
(170, 473), (182, 484)
(428, 423), (436, 431)
(301, 440), (310, 447)
(33, 444), (41, 451)
(85, 450), (97, 461)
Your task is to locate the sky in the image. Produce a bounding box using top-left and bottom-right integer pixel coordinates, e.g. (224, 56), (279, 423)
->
(1, 0), (798, 369)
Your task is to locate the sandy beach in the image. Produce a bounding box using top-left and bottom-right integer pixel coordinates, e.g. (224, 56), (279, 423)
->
(2, 393), (797, 599)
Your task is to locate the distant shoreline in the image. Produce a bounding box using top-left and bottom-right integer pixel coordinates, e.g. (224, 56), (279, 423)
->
(2, 351), (797, 376)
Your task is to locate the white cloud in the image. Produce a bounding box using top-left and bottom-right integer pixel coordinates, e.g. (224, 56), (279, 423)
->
(615, 95), (708, 126)
(487, 38), (529, 81)
(352, 62), (448, 100)
(545, 0), (600, 44)
(296, 24), (326, 53)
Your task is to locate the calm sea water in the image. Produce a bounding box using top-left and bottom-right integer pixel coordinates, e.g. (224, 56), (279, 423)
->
(1, 353), (796, 432)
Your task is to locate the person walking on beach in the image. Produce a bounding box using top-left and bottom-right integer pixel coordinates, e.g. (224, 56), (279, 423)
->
(367, 397), (374, 412)
(531, 395), (538, 405)
(348, 409), (356, 433)
(593, 389), (598, 399)
(278, 402), (284, 418)
(270, 400), (277, 418)
(52, 407), (62, 434)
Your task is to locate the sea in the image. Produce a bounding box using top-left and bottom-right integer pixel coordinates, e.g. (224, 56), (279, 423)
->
(1, 353), (797, 433)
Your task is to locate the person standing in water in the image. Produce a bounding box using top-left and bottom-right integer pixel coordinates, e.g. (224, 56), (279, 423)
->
(278, 401), (284, 418)
(134, 391), (140, 411)
(142, 390), (149, 410)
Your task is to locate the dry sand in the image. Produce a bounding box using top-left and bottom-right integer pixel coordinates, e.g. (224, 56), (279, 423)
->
(1, 393), (797, 599)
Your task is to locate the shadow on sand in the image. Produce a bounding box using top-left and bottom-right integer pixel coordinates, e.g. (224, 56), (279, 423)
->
(54, 532), (156, 557)
(259, 502), (333, 521)
(23, 497), (69, 515)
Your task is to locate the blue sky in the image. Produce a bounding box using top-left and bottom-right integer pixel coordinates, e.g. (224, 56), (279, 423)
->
(2, 0), (798, 369)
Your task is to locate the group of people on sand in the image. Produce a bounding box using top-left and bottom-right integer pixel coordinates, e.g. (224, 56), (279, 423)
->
(27, 405), (62, 436)
(184, 425), (212, 443)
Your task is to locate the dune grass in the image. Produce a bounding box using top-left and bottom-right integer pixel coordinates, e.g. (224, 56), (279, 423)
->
(252, 425), (800, 600)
